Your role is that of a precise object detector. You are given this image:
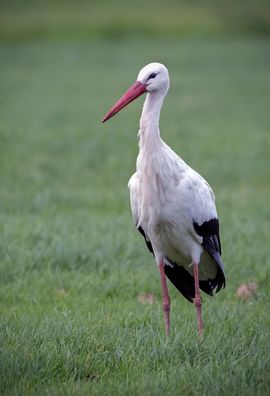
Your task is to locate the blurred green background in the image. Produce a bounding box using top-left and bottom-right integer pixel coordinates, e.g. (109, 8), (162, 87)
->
(1, 0), (270, 40)
(0, 1), (270, 395)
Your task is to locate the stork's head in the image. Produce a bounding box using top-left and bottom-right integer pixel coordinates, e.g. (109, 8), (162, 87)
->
(137, 63), (170, 94)
(102, 62), (169, 123)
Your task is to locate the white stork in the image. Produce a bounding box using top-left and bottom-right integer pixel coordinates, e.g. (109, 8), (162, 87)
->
(102, 63), (226, 337)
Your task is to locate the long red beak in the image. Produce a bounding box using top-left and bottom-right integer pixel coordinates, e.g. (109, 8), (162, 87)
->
(102, 81), (147, 123)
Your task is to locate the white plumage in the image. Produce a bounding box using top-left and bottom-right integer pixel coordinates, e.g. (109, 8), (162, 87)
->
(103, 62), (226, 337)
(128, 141), (218, 280)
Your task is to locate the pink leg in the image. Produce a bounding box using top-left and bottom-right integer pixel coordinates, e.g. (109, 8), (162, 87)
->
(193, 262), (203, 337)
(159, 261), (171, 337)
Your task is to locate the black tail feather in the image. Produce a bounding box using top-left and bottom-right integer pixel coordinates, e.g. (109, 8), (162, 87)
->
(164, 263), (195, 302)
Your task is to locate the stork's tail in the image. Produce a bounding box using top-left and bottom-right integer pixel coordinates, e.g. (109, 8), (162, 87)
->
(164, 259), (225, 303)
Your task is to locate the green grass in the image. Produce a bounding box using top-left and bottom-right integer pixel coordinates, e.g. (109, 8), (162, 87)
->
(1, 2), (270, 395)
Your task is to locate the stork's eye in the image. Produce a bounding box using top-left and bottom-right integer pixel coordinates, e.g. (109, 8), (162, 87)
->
(147, 73), (157, 81)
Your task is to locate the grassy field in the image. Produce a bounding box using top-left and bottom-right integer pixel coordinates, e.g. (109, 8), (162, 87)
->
(1, 1), (270, 395)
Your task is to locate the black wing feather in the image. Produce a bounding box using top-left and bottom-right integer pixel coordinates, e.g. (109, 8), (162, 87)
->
(194, 218), (226, 292)
(137, 226), (153, 253)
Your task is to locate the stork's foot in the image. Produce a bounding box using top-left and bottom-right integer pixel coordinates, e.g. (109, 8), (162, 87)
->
(193, 262), (204, 337)
(159, 262), (171, 337)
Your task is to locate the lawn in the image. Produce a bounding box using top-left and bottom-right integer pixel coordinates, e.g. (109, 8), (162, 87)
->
(0, 2), (270, 395)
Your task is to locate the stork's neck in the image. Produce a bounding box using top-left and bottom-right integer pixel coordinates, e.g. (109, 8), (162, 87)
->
(139, 91), (165, 149)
